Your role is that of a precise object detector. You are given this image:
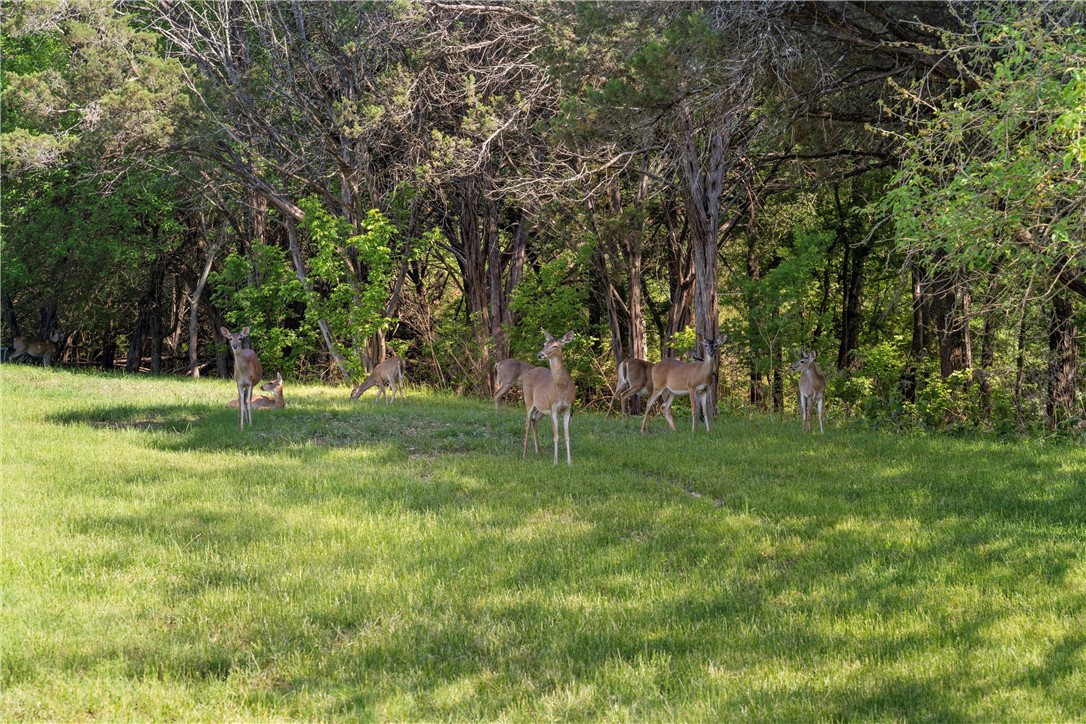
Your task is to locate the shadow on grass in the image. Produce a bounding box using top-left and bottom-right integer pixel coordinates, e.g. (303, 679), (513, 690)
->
(47, 396), (517, 462)
(27, 387), (1086, 718)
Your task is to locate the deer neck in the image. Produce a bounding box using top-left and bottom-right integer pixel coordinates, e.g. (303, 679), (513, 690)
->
(697, 350), (716, 382)
(546, 352), (573, 388)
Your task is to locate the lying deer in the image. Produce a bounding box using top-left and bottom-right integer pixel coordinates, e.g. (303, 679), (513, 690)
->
(641, 337), (723, 433)
(350, 356), (405, 403)
(790, 350), (826, 433)
(227, 371), (284, 410)
(11, 331), (63, 366)
(522, 330), (576, 465)
(608, 357), (654, 418)
(493, 358), (537, 411)
(221, 326), (263, 429)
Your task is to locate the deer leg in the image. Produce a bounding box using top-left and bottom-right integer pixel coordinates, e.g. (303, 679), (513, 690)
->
(563, 408), (572, 466)
(532, 412), (541, 454)
(661, 393), (677, 431)
(551, 409), (560, 465)
(605, 386), (620, 418)
(817, 397), (824, 433)
(523, 408), (534, 458)
(493, 382), (513, 411)
(245, 382), (254, 427)
(236, 381), (245, 428)
(641, 390), (664, 433)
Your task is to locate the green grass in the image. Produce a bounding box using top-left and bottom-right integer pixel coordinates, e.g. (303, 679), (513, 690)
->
(2, 365), (1084, 721)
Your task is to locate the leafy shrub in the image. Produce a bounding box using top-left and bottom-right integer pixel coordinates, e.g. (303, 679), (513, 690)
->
(210, 242), (312, 376)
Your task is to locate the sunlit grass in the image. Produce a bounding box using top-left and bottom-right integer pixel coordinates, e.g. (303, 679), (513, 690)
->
(2, 365), (1084, 720)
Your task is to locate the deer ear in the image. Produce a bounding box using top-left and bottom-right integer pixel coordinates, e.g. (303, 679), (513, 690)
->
(810, 350), (816, 360)
(241, 326), (251, 336)
(541, 329), (555, 342)
(220, 326), (231, 337)
(561, 331), (575, 344)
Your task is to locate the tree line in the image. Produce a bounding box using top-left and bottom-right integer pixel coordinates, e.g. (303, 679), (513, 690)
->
(2, 0), (1083, 433)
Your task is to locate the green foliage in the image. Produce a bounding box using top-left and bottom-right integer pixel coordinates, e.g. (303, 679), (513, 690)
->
(506, 245), (596, 400)
(300, 199), (399, 379)
(507, 247), (590, 360)
(1, 0), (189, 173)
(913, 367), (984, 431)
(1, 165), (184, 339)
(728, 206), (835, 379)
(885, 5), (1086, 289)
(209, 244), (310, 377)
(667, 327), (697, 356)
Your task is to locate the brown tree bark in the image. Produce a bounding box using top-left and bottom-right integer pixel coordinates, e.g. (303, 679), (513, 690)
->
(664, 202), (695, 360)
(1046, 292), (1078, 429)
(930, 262), (972, 378)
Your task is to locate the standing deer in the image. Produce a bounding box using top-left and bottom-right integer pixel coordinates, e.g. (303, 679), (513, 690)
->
(10, 331), (63, 366)
(221, 326), (263, 429)
(493, 358), (537, 411)
(790, 350), (826, 433)
(227, 371), (284, 410)
(521, 330), (576, 465)
(350, 356), (405, 403)
(641, 337), (723, 433)
(607, 357), (654, 418)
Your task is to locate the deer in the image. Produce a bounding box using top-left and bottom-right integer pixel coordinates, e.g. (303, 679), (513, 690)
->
(220, 326), (263, 429)
(349, 356), (405, 403)
(521, 330), (576, 465)
(640, 337), (723, 434)
(790, 350), (826, 433)
(608, 357), (654, 418)
(493, 358), (537, 411)
(10, 331), (63, 366)
(227, 371), (284, 410)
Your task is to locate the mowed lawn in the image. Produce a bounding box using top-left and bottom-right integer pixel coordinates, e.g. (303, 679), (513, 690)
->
(2, 365), (1084, 721)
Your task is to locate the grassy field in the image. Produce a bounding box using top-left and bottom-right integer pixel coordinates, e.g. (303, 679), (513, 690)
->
(2, 364), (1084, 721)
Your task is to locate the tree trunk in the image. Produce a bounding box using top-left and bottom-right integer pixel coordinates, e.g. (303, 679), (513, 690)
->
(503, 211), (528, 328)
(284, 218), (351, 381)
(127, 263), (165, 374)
(746, 235), (765, 409)
(930, 263), (972, 378)
(618, 169), (649, 364)
(38, 304), (58, 341)
(1014, 298), (1029, 426)
(979, 308), (997, 416)
(189, 228), (225, 378)
(486, 195), (507, 361)
(664, 201), (694, 359)
(99, 321), (116, 372)
(1046, 292), (1078, 429)
(678, 108), (728, 418)
(772, 342), (784, 413)
(838, 239), (869, 370)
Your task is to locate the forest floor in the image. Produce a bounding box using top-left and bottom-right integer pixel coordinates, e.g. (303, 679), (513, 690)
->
(3, 365), (1084, 720)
